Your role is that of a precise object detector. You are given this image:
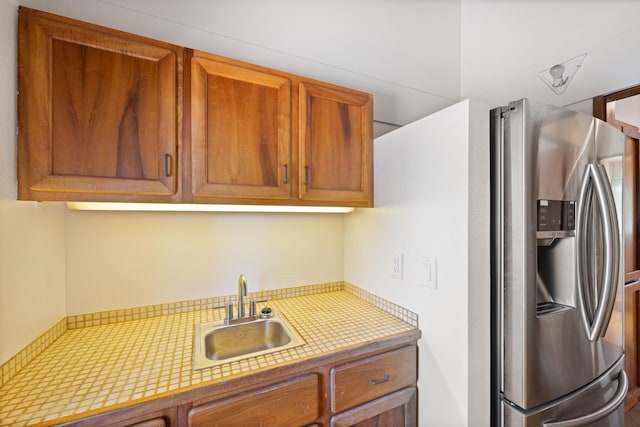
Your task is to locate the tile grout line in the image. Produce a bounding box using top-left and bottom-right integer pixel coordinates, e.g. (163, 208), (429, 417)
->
(0, 281), (417, 389)
(0, 291), (418, 426)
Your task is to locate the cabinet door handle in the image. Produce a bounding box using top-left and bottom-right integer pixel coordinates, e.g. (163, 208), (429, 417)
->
(369, 374), (390, 385)
(284, 164), (289, 184)
(304, 166), (310, 185)
(164, 153), (172, 177)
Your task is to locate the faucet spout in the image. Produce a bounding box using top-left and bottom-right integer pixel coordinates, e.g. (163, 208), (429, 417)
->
(237, 274), (248, 318)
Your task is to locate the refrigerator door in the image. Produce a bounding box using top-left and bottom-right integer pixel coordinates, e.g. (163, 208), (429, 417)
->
(493, 99), (625, 410)
(502, 357), (627, 427)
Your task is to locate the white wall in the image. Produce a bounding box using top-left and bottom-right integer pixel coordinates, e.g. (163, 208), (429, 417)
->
(0, 199), (66, 364)
(615, 95), (640, 128)
(64, 210), (344, 315)
(344, 100), (491, 427)
(0, 0), (67, 364)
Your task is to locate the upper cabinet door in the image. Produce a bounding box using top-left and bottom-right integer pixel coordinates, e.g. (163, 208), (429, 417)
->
(190, 52), (292, 201)
(298, 83), (373, 207)
(18, 7), (182, 201)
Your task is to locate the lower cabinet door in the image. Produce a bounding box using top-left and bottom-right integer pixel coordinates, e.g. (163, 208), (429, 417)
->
(330, 387), (417, 427)
(127, 418), (167, 427)
(188, 374), (319, 427)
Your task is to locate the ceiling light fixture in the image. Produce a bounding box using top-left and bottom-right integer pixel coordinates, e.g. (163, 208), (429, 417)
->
(538, 53), (587, 95)
(549, 64), (568, 88)
(66, 202), (355, 213)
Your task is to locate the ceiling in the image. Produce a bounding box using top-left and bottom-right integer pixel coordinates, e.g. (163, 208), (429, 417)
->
(25, 0), (640, 136)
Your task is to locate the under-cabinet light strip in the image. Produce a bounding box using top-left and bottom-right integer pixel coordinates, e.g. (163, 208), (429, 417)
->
(66, 202), (355, 213)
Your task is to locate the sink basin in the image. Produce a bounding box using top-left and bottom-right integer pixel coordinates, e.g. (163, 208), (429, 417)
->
(193, 312), (305, 370)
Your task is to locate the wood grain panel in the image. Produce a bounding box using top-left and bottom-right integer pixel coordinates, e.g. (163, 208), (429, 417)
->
(191, 53), (291, 200)
(331, 346), (416, 413)
(17, 7), (181, 200)
(330, 387), (417, 427)
(307, 97), (362, 191)
(187, 374), (318, 427)
(18, 7), (373, 207)
(127, 418), (167, 427)
(298, 82), (372, 205)
(51, 39), (160, 180)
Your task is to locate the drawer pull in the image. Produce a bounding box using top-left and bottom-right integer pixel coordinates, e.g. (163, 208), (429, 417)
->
(164, 153), (172, 177)
(369, 374), (390, 385)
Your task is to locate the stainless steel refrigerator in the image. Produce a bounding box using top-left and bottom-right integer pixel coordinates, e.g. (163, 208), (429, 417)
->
(490, 99), (628, 426)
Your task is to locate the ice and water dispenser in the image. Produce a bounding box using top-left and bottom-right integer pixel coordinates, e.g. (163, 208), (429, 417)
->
(536, 199), (577, 315)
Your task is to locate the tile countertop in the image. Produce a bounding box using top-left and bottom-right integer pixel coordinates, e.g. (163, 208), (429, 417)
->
(0, 288), (419, 426)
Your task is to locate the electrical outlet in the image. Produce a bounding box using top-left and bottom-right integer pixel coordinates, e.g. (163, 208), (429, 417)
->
(392, 253), (403, 279)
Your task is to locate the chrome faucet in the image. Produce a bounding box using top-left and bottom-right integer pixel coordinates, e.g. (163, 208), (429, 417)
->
(215, 274), (268, 325)
(237, 274), (247, 318)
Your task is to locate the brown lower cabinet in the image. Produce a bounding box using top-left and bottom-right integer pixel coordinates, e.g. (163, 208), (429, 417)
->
(129, 419), (170, 427)
(188, 375), (320, 427)
(330, 387), (416, 427)
(57, 343), (418, 427)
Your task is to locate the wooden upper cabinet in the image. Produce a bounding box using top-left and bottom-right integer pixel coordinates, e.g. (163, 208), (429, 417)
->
(188, 54), (374, 207)
(190, 52), (291, 201)
(298, 83), (373, 207)
(18, 7), (182, 202)
(17, 7), (373, 207)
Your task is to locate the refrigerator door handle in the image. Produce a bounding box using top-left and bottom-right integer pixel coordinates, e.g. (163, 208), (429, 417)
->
(541, 370), (627, 427)
(594, 164), (620, 337)
(577, 168), (596, 325)
(576, 164), (620, 341)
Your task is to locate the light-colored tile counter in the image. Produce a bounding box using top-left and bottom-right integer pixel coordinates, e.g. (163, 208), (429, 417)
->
(0, 284), (419, 426)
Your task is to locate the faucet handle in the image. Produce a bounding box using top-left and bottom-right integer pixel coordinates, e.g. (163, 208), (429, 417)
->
(213, 303), (234, 323)
(224, 303), (234, 322)
(249, 299), (268, 317)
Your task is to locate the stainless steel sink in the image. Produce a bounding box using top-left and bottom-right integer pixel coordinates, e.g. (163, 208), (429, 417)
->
(193, 312), (305, 370)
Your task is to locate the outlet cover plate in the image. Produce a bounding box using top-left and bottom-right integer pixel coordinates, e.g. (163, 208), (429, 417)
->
(421, 257), (437, 289)
(392, 252), (403, 279)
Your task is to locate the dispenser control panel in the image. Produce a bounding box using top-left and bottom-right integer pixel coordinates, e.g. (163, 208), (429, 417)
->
(537, 199), (575, 231)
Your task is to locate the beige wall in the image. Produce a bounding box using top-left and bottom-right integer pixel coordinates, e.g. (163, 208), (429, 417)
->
(64, 210), (345, 315)
(0, 199), (66, 364)
(0, 0), (67, 364)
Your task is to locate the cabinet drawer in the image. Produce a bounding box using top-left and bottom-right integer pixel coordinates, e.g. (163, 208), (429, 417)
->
(330, 387), (417, 427)
(127, 419), (166, 427)
(331, 346), (416, 413)
(188, 374), (319, 427)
